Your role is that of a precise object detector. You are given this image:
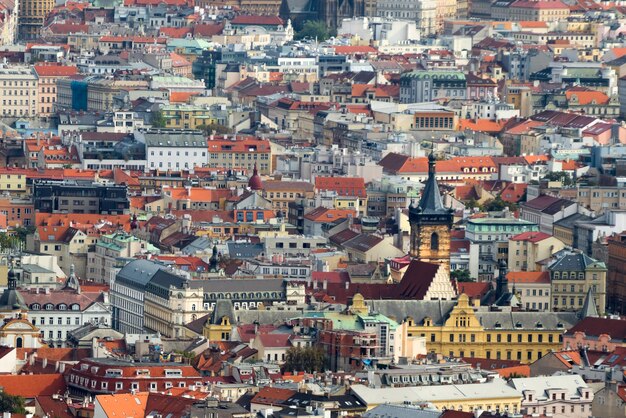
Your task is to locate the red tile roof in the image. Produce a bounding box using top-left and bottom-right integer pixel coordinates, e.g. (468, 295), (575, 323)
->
(251, 387), (295, 405)
(315, 176), (366, 197)
(510, 231), (552, 242)
(257, 333), (291, 348)
(207, 137), (271, 153)
(47, 23), (89, 34)
(565, 317), (626, 340)
(458, 118), (507, 134)
(500, 183), (527, 203)
(511, 0), (569, 9)
(332, 45), (378, 55)
(507, 271), (550, 284)
(33, 64), (78, 77)
(565, 87), (610, 105)
(1, 374), (67, 398)
(456, 282), (490, 299)
(303, 207), (356, 222)
(231, 15), (283, 26)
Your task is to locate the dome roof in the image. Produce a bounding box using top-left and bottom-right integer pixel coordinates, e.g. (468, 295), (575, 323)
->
(248, 164), (263, 190)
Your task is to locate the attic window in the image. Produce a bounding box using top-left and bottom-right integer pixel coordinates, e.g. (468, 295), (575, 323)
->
(515, 322), (523, 329)
(536, 321), (543, 329)
(556, 322), (564, 329)
(494, 321), (502, 329)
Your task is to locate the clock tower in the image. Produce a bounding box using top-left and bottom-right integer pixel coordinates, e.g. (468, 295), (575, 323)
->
(409, 153), (453, 272)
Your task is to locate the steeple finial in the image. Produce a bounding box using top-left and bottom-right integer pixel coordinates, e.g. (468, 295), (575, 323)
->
(579, 287), (599, 319)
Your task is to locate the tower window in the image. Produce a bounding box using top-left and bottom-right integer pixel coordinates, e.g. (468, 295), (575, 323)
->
(431, 232), (439, 251)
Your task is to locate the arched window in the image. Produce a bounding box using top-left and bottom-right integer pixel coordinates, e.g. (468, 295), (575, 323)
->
(431, 232), (439, 251)
(16, 337), (23, 348)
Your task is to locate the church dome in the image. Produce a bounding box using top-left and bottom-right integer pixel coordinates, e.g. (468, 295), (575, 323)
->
(248, 164), (263, 191)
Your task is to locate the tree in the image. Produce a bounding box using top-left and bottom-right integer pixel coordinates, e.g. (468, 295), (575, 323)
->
(151, 110), (167, 128)
(481, 196), (516, 212)
(198, 123), (231, 135)
(0, 392), (26, 414)
(543, 171), (574, 186)
(295, 20), (335, 42)
(284, 346), (326, 373)
(451, 269), (473, 282)
(14, 225), (35, 243)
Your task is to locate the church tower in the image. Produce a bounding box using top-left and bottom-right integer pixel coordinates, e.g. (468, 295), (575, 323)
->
(409, 153), (453, 272)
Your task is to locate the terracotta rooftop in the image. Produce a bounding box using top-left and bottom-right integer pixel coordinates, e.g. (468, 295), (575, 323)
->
(1, 374), (67, 398)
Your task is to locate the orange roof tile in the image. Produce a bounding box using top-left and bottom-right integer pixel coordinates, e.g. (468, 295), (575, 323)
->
(207, 137), (271, 153)
(164, 187), (232, 202)
(304, 207), (356, 222)
(170, 91), (201, 103)
(565, 88), (610, 105)
(1, 374), (66, 398)
(506, 271), (550, 284)
(609, 47), (626, 60)
(497, 365), (531, 378)
(332, 45), (378, 55)
(523, 154), (549, 164)
(518, 21), (548, 28)
(504, 120), (544, 135)
(34, 64), (78, 77)
(458, 118), (507, 133)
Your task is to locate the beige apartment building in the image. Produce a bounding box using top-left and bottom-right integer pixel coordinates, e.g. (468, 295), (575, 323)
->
(508, 231), (565, 272)
(144, 275), (206, 338)
(550, 252), (607, 314)
(34, 65), (77, 117)
(18, 0), (54, 40)
(507, 271), (552, 311)
(87, 78), (149, 112)
(575, 186), (626, 213)
(0, 66), (38, 117)
(492, 0), (570, 22)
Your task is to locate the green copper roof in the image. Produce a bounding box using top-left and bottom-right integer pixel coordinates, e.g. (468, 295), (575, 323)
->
(299, 311), (398, 331)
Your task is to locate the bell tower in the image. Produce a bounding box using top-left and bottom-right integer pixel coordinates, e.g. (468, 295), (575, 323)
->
(409, 153), (453, 272)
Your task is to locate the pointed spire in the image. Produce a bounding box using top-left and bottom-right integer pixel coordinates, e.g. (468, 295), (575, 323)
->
(416, 152), (446, 214)
(495, 259), (508, 302)
(64, 263), (81, 294)
(7, 257), (16, 290)
(579, 287), (599, 319)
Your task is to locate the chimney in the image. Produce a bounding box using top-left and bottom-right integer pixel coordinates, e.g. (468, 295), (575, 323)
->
(42, 358), (48, 369)
(345, 281), (349, 290)
(323, 279), (327, 290)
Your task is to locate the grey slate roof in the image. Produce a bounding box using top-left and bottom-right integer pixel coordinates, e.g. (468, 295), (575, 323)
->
(195, 278), (284, 293)
(146, 269), (189, 299)
(363, 405), (441, 418)
(475, 310), (578, 331)
(368, 300), (457, 325)
(368, 299), (579, 330)
(550, 253), (604, 271)
(140, 130), (207, 148)
(0, 288), (26, 311)
(116, 259), (163, 289)
(227, 242), (264, 258)
(554, 212), (593, 229)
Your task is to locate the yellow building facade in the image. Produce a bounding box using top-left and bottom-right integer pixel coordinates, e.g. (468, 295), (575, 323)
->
(405, 295), (574, 364)
(161, 104), (219, 130)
